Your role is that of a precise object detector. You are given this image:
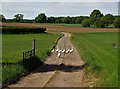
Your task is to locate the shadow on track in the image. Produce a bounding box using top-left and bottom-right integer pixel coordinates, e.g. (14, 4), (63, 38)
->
(33, 62), (87, 73)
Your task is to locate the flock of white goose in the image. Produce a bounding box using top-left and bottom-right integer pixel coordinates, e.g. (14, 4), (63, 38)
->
(51, 46), (74, 57)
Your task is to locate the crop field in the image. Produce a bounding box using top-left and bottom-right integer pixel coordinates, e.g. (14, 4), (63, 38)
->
(3, 33), (62, 63)
(1, 23), (119, 33)
(71, 32), (119, 86)
(2, 33), (62, 84)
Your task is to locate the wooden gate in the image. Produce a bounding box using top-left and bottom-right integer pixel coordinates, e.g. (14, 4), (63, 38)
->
(23, 39), (35, 60)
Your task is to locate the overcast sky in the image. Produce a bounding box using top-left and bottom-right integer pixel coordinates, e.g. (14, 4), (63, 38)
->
(1, 1), (119, 19)
(1, 0), (119, 2)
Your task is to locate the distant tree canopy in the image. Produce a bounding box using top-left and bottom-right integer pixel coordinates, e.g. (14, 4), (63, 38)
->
(75, 16), (85, 24)
(90, 9), (103, 18)
(99, 14), (114, 27)
(0, 14), (6, 22)
(13, 14), (24, 22)
(47, 17), (56, 23)
(1, 9), (120, 28)
(35, 13), (47, 23)
(81, 18), (93, 27)
(62, 16), (72, 24)
(113, 17), (120, 28)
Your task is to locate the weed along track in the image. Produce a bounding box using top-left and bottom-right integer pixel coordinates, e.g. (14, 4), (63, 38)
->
(9, 32), (86, 87)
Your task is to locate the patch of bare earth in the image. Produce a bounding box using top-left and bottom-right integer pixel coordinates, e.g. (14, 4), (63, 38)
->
(9, 32), (86, 88)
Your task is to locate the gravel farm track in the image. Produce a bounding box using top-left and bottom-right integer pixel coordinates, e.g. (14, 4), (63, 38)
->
(9, 32), (86, 87)
(1, 22), (119, 88)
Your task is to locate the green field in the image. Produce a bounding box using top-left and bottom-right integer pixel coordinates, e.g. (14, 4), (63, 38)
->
(45, 23), (82, 27)
(3, 33), (61, 63)
(2, 33), (62, 84)
(71, 32), (118, 87)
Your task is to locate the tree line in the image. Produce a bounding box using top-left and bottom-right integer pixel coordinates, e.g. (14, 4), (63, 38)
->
(0, 9), (120, 28)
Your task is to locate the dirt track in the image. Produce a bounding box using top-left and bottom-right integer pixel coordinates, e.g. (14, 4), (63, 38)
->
(9, 32), (86, 87)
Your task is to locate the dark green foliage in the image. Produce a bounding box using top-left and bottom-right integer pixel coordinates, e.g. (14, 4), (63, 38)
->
(70, 17), (76, 24)
(90, 9), (103, 27)
(2, 64), (25, 84)
(93, 18), (101, 27)
(113, 17), (120, 28)
(62, 16), (72, 24)
(35, 13), (47, 23)
(2, 26), (46, 34)
(75, 16), (84, 24)
(21, 19), (35, 23)
(99, 14), (114, 27)
(55, 17), (64, 23)
(47, 17), (56, 23)
(2, 56), (43, 85)
(0, 14), (6, 22)
(90, 9), (103, 18)
(81, 18), (93, 27)
(13, 14), (24, 22)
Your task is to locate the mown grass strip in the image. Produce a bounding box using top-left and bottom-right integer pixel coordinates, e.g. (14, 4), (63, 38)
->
(71, 32), (118, 87)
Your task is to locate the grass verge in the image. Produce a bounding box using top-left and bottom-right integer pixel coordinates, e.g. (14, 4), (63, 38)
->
(2, 32), (62, 85)
(71, 32), (118, 87)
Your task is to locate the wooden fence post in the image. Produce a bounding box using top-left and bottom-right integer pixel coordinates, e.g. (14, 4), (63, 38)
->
(32, 39), (35, 56)
(23, 39), (35, 60)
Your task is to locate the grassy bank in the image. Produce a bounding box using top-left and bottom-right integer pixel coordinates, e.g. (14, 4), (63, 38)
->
(2, 33), (62, 84)
(71, 32), (118, 87)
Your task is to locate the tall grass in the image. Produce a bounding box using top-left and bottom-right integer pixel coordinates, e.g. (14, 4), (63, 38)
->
(71, 32), (118, 87)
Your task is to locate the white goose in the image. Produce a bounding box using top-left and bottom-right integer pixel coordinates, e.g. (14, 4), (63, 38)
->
(62, 49), (66, 53)
(69, 47), (74, 53)
(51, 49), (54, 52)
(66, 49), (70, 53)
(57, 51), (61, 57)
(56, 46), (59, 52)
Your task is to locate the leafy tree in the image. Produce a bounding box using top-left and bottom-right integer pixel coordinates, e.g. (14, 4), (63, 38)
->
(99, 14), (114, 27)
(47, 17), (56, 23)
(90, 9), (103, 27)
(0, 14), (6, 22)
(35, 13), (47, 23)
(75, 16), (84, 24)
(13, 14), (24, 22)
(55, 17), (63, 23)
(62, 16), (72, 24)
(113, 17), (120, 28)
(90, 9), (103, 18)
(70, 17), (76, 24)
(81, 18), (93, 27)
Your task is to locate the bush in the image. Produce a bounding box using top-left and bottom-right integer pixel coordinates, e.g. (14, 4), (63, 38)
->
(75, 16), (84, 24)
(99, 14), (114, 28)
(81, 18), (93, 27)
(2, 26), (46, 34)
(113, 17), (120, 28)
